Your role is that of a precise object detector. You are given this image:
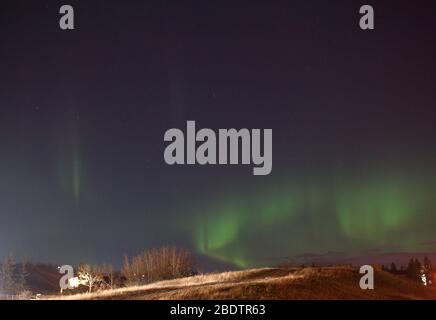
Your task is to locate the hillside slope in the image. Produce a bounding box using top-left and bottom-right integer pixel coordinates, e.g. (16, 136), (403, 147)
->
(50, 266), (436, 300)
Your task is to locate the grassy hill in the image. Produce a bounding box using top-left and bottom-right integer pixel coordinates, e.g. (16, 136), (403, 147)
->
(47, 266), (436, 300)
(26, 264), (61, 294)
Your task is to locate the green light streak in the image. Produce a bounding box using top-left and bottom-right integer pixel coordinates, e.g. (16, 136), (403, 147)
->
(72, 144), (81, 203)
(57, 119), (82, 204)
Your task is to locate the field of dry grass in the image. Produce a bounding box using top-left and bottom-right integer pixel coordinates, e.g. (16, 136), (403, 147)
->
(46, 266), (436, 300)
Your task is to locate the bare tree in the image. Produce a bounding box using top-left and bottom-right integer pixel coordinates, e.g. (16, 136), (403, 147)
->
(17, 257), (29, 294)
(0, 254), (16, 295)
(122, 246), (194, 286)
(100, 263), (115, 289)
(77, 264), (103, 293)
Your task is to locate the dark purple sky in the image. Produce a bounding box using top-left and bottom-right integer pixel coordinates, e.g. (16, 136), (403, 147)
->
(1, 0), (436, 269)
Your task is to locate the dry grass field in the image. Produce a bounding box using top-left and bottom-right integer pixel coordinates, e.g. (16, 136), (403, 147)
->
(46, 266), (436, 300)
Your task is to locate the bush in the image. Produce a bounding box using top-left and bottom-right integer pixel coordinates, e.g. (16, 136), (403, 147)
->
(122, 246), (194, 286)
(16, 290), (32, 300)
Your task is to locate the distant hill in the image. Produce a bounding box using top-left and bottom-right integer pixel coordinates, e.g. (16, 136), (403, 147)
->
(25, 264), (60, 294)
(294, 252), (436, 268)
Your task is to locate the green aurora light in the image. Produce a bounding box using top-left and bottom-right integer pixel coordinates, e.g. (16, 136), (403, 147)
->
(191, 167), (436, 268)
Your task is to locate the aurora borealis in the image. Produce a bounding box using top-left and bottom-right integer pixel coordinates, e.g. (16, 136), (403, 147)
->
(57, 114), (83, 204)
(1, 0), (436, 269)
(192, 164), (436, 268)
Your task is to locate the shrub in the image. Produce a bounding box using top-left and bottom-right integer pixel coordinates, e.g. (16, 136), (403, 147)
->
(122, 246), (194, 286)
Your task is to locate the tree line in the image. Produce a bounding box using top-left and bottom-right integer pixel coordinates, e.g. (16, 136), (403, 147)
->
(0, 254), (30, 298)
(73, 246), (195, 293)
(383, 256), (433, 285)
(0, 246), (194, 296)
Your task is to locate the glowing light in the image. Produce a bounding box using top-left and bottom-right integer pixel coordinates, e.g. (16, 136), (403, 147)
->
(189, 168), (436, 268)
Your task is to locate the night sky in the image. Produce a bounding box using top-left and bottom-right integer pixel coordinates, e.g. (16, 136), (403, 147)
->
(1, 0), (436, 269)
